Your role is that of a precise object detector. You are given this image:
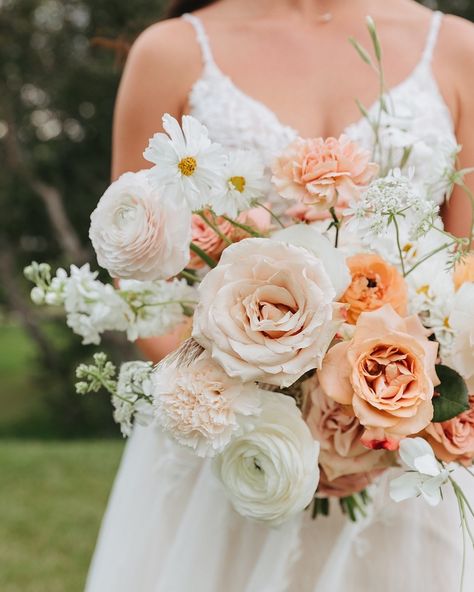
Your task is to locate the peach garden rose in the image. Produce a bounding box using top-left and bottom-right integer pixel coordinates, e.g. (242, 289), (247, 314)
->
(271, 134), (378, 212)
(319, 305), (439, 451)
(340, 253), (408, 324)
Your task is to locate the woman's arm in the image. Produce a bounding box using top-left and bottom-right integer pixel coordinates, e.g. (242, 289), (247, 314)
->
(440, 16), (474, 239)
(111, 19), (200, 362)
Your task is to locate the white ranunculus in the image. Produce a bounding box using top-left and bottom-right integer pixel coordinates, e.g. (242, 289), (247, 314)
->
(448, 282), (474, 391)
(89, 169), (191, 281)
(213, 391), (320, 525)
(192, 237), (343, 388)
(271, 224), (350, 298)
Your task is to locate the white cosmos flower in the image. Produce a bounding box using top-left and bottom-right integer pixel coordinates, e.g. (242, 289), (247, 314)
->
(144, 114), (226, 211)
(210, 150), (268, 218)
(213, 391), (320, 525)
(389, 437), (449, 506)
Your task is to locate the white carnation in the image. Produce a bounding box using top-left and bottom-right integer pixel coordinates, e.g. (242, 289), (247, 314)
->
(89, 169), (191, 281)
(152, 352), (261, 457)
(213, 391), (319, 526)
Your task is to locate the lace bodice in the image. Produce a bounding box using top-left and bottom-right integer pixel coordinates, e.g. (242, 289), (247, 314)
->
(183, 11), (457, 205)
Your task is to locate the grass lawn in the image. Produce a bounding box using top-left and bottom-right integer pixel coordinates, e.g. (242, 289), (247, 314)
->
(0, 440), (124, 592)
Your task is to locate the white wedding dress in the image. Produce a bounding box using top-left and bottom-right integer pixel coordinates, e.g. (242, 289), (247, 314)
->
(86, 11), (474, 592)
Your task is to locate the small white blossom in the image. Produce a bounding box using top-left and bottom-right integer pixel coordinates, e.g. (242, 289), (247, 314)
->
(390, 438), (449, 506)
(144, 114), (226, 211)
(119, 278), (198, 341)
(113, 361), (154, 437)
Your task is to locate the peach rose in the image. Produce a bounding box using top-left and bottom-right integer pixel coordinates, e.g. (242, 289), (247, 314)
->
(340, 253), (408, 324)
(192, 237), (343, 387)
(304, 376), (393, 482)
(319, 305), (439, 451)
(317, 467), (384, 498)
(424, 395), (474, 466)
(189, 208), (271, 269)
(453, 253), (474, 291)
(272, 135), (377, 212)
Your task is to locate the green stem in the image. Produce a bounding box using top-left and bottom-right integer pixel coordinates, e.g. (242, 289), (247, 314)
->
(197, 211), (232, 245)
(404, 241), (457, 277)
(329, 207), (341, 248)
(178, 270), (201, 284)
(190, 242), (218, 268)
(252, 200), (285, 229)
(458, 181), (474, 249)
(222, 216), (263, 238)
(392, 216), (406, 276)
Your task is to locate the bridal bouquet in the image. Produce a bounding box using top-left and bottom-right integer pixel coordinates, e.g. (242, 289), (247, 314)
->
(25, 22), (474, 543)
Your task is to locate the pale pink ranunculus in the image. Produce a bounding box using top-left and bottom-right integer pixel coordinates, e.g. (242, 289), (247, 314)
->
(272, 135), (378, 212)
(89, 170), (191, 280)
(319, 305), (439, 451)
(189, 207), (272, 269)
(424, 395), (474, 466)
(192, 237), (343, 388)
(303, 376), (393, 482)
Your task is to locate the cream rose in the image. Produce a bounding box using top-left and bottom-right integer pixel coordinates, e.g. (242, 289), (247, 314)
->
(89, 170), (191, 280)
(213, 391), (320, 525)
(448, 283), (474, 392)
(192, 237), (343, 387)
(319, 305), (439, 450)
(304, 376), (393, 481)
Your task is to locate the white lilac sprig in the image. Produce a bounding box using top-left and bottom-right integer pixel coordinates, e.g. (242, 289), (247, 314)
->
(25, 263), (198, 345)
(76, 353), (154, 437)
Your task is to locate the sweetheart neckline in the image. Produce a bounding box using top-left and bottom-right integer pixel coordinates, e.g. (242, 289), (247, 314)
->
(188, 57), (455, 141)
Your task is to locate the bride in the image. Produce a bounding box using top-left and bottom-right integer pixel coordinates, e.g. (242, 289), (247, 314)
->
(86, 1), (474, 590)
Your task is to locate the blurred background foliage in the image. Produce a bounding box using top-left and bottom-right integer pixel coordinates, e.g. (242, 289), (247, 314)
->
(0, 0), (473, 441)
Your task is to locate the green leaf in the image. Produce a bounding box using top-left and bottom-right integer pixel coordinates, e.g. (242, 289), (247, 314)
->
(432, 364), (469, 423)
(366, 16), (382, 62)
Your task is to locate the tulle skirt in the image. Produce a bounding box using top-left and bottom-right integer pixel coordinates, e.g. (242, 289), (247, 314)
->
(86, 425), (474, 592)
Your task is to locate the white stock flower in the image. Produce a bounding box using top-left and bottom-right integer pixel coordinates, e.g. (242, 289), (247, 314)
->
(119, 278), (198, 341)
(389, 437), (448, 506)
(89, 169), (191, 281)
(144, 114), (226, 211)
(152, 352), (261, 457)
(448, 283), (474, 391)
(213, 391), (320, 525)
(210, 149), (268, 218)
(63, 264), (130, 345)
(192, 237), (343, 388)
(113, 361), (154, 437)
(270, 224), (351, 298)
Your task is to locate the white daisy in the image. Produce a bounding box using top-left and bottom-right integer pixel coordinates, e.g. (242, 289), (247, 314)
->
(210, 149), (268, 218)
(144, 114), (226, 211)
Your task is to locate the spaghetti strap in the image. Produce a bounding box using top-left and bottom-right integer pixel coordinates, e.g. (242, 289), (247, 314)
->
(182, 13), (217, 71)
(421, 11), (443, 65)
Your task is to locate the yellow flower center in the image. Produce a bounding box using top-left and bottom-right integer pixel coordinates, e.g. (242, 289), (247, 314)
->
(178, 156), (197, 176)
(444, 317), (451, 329)
(230, 175), (246, 193)
(416, 284), (430, 295)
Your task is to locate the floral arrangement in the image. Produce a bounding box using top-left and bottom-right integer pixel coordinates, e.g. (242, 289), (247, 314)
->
(25, 18), (474, 573)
